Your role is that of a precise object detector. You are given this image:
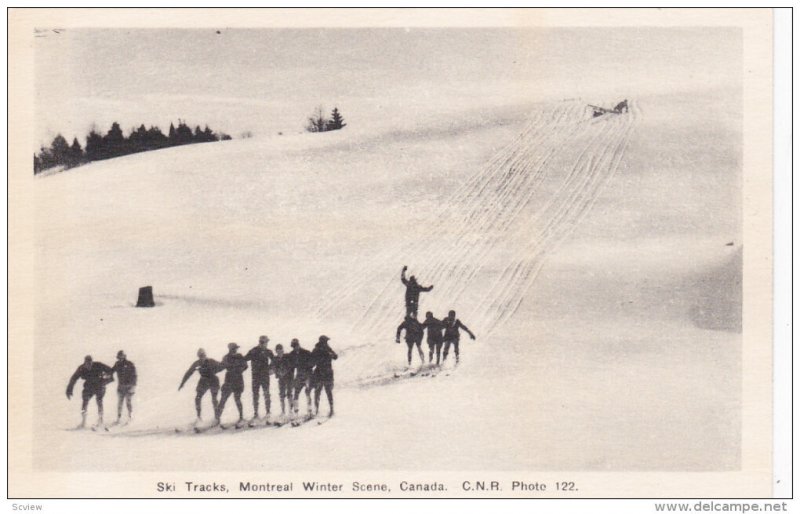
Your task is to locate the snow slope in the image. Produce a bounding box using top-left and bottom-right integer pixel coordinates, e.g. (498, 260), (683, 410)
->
(33, 90), (741, 473)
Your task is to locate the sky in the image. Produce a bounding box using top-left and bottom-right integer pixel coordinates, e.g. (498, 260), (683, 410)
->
(34, 27), (742, 148)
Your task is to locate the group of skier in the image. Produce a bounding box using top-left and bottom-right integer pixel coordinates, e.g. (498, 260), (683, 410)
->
(396, 266), (476, 366)
(64, 264), (476, 430)
(178, 335), (338, 428)
(65, 350), (137, 429)
(65, 335), (337, 430)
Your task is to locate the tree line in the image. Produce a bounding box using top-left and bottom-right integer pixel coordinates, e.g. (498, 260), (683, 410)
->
(34, 120), (232, 175)
(306, 107), (346, 133)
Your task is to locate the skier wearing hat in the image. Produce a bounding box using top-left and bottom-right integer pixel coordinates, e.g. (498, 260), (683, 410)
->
(272, 343), (294, 417)
(395, 313), (425, 366)
(422, 311), (445, 365)
(442, 310), (476, 364)
(66, 355), (114, 429)
(216, 342), (249, 426)
(401, 265), (434, 318)
(111, 350), (137, 424)
(244, 335), (274, 421)
(289, 339), (314, 419)
(311, 336), (338, 417)
(179, 348), (223, 424)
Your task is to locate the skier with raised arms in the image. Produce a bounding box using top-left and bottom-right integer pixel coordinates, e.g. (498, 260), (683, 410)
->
(401, 265), (433, 318)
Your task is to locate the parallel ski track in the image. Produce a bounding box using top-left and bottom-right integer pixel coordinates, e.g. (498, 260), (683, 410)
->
(317, 100), (637, 358)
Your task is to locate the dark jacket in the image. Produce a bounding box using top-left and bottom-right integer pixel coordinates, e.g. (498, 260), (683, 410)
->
(67, 362), (113, 396)
(422, 316), (444, 343)
(401, 269), (433, 303)
(272, 354), (293, 381)
(245, 345), (274, 378)
(311, 343), (338, 382)
(179, 358), (222, 389)
(290, 348), (314, 377)
(443, 317), (473, 342)
(111, 359), (137, 387)
(396, 317), (424, 343)
(221, 353), (248, 385)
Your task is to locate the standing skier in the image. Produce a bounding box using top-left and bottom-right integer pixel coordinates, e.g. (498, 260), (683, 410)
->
(395, 313), (425, 366)
(401, 265), (433, 318)
(422, 311), (445, 365)
(66, 355), (114, 429)
(216, 342), (249, 426)
(111, 350), (137, 424)
(272, 343), (294, 417)
(441, 310), (476, 364)
(311, 336), (338, 417)
(244, 335), (274, 420)
(289, 339), (315, 418)
(179, 348), (223, 424)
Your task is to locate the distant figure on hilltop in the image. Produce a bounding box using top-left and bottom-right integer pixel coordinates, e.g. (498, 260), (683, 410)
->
(396, 313), (425, 366)
(614, 99), (629, 113)
(401, 265), (433, 318)
(66, 355), (114, 430)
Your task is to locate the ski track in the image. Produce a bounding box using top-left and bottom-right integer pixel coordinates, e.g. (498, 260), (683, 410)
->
(315, 100), (638, 380)
(318, 102), (640, 332)
(73, 100), (639, 438)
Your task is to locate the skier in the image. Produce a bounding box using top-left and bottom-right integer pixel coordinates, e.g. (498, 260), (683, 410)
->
(422, 311), (445, 365)
(272, 343), (294, 417)
(179, 348), (223, 424)
(401, 265), (433, 318)
(441, 310), (476, 364)
(395, 313), (425, 366)
(311, 336), (338, 417)
(244, 335), (274, 420)
(110, 350), (137, 424)
(289, 339), (315, 419)
(66, 355), (114, 429)
(216, 342), (249, 426)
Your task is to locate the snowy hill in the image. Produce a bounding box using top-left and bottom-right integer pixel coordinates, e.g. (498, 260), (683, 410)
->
(33, 91), (741, 473)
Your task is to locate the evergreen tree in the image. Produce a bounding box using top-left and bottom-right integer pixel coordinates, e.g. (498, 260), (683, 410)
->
(49, 134), (70, 166)
(67, 137), (83, 167)
(145, 125), (168, 149)
(85, 128), (105, 161)
(327, 107), (346, 131)
(104, 122), (126, 158)
(175, 121), (193, 145)
(128, 124), (148, 153)
(168, 122), (177, 144)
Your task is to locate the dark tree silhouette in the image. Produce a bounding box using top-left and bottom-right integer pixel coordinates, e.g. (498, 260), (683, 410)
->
(327, 107), (346, 131)
(67, 137), (84, 168)
(49, 134), (70, 165)
(104, 122), (126, 158)
(35, 119), (230, 174)
(306, 106), (328, 133)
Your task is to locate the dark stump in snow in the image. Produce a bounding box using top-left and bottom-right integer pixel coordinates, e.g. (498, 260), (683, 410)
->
(136, 286), (155, 308)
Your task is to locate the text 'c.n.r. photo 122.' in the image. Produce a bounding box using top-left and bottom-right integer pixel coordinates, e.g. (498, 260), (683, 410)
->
(26, 21), (749, 496)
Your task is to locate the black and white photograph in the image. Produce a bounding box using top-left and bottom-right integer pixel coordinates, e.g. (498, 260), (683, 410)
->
(7, 7), (782, 501)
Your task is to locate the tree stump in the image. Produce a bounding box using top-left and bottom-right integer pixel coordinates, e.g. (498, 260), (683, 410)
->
(136, 286), (155, 308)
